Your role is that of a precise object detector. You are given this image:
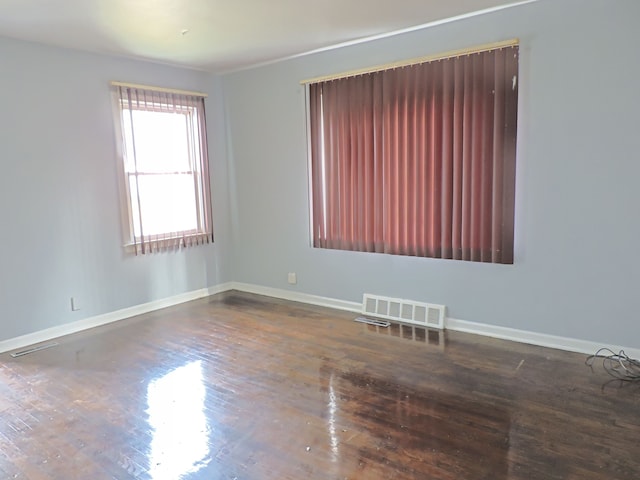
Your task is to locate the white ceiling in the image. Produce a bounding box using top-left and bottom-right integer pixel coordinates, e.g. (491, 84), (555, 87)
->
(0, 0), (533, 73)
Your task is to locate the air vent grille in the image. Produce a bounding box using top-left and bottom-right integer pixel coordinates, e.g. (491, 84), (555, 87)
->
(362, 294), (445, 329)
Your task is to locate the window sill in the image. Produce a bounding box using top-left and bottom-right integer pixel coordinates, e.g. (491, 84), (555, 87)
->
(123, 232), (213, 255)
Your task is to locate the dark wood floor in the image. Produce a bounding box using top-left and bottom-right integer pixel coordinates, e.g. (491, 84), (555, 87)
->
(0, 291), (638, 479)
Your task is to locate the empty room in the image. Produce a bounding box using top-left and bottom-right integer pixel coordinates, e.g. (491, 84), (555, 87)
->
(0, 0), (639, 478)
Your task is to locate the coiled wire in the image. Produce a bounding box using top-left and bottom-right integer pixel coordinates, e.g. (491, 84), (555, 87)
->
(586, 348), (640, 382)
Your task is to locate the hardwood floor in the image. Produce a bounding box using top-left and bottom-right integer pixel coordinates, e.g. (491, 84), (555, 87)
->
(0, 291), (638, 479)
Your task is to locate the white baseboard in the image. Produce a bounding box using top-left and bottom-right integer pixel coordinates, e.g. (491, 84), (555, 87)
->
(3, 280), (637, 360)
(229, 282), (362, 313)
(445, 317), (640, 359)
(230, 282), (640, 358)
(208, 282), (234, 296)
(0, 283), (234, 355)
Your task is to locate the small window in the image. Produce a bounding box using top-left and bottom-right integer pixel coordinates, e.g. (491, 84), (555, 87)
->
(307, 43), (518, 264)
(112, 84), (213, 254)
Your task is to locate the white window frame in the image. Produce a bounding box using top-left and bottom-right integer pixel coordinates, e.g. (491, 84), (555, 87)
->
(111, 82), (214, 254)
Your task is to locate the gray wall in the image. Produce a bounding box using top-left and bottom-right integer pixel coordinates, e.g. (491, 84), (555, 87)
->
(1, 0), (638, 350)
(222, 0), (640, 347)
(0, 37), (232, 341)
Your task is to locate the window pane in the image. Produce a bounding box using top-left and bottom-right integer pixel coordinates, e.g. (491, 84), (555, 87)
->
(114, 85), (213, 253)
(129, 174), (197, 237)
(123, 109), (191, 173)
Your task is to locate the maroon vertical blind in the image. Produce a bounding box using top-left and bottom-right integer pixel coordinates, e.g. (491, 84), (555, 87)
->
(309, 45), (518, 264)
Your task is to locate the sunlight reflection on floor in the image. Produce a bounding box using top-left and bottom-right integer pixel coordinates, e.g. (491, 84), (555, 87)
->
(146, 360), (210, 479)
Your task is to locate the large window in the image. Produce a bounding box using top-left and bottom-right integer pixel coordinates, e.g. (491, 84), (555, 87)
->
(307, 43), (518, 264)
(112, 84), (213, 254)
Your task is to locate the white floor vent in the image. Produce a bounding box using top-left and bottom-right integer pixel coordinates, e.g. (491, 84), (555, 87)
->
(362, 294), (445, 329)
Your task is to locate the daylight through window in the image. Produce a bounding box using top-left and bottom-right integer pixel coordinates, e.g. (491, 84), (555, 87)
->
(113, 84), (213, 254)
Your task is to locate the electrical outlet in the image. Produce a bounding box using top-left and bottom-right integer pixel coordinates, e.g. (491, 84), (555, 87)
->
(287, 272), (297, 285)
(70, 297), (81, 311)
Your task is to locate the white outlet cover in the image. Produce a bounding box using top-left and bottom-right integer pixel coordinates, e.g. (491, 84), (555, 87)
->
(287, 273), (297, 284)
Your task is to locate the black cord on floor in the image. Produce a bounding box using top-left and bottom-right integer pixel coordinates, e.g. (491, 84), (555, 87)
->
(586, 348), (640, 382)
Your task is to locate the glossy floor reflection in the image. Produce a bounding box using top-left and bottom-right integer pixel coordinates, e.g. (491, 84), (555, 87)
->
(0, 291), (639, 479)
(147, 361), (210, 479)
